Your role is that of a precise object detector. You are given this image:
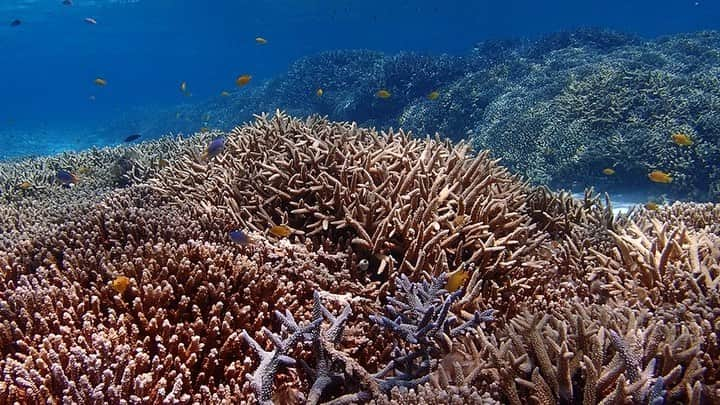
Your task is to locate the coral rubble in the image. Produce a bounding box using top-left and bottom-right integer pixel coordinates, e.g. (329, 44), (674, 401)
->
(1, 112), (718, 403)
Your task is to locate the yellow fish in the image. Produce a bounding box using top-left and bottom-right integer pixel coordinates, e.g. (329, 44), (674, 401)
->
(376, 89), (391, 99)
(648, 170), (672, 184)
(427, 91), (440, 100)
(671, 132), (693, 146)
(94, 77), (107, 86)
(110, 276), (130, 294)
(255, 37), (268, 45)
(220, 91), (230, 97)
(269, 224), (293, 238)
(199, 127), (210, 133)
(446, 268), (469, 292)
(236, 74), (252, 87)
(645, 202), (659, 210)
(316, 88), (324, 97)
(602, 168), (615, 175)
(453, 214), (468, 227)
(180, 81), (187, 93)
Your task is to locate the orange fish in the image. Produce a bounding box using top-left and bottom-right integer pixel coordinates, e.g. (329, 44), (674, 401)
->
(18, 181), (32, 190)
(269, 224), (292, 238)
(602, 168), (615, 175)
(110, 276), (130, 294)
(446, 268), (469, 292)
(671, 132), (693, 146)
(648, 170), (672, 184)
(376, 89), (391, 99)
(236, 75), (252, 87)
(453, 214), (468, 227)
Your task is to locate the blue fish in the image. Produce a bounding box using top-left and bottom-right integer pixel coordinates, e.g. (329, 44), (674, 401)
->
(123, 134), (141, 142)
(56, 169), (78, 185)
(203, 137), (225, 160)
(229, 229), (250, 245)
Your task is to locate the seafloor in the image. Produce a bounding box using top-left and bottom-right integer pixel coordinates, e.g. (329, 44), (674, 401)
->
(0, 112), (718, 403)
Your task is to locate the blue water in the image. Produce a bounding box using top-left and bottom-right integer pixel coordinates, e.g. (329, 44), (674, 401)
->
(1, 0), (718, 158)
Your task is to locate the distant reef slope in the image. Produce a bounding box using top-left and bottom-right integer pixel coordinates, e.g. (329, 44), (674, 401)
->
(137, 29), (720, 200)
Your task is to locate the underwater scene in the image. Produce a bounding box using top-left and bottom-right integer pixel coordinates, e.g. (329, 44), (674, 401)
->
(1, 0), (720, 403)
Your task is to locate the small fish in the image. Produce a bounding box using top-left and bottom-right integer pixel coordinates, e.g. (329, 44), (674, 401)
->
(56, 169), (78, 185)
(427, 91), (440, 100)
(376, 89), (391, 99)
(255, 37), (268, 45)
(18, 181), (32, 190)
(157, 158), (170, 169)
(602, 168), (615, 175)
(229, 229), (250, 245)
(671, 132), (693, 146)
(648, 170), (672, 184)
(62, 0), (73, 5)
(453, 214), (468, 227)
(123, 134), (141, 142)
(645, 202), (659, 211)
(446, 268), (469, 292)
(236, 75), (252, 87)
(180, 81), (187, 93)
(77, 166), (90, 175)
(109, 275), (130, 294)
(357, 258), (369, 272)
(269, 224), (292, 238)
(84, 17), (97, 25)
(202, 137), (225, 160)
(199, 127), (210, 133)
(220, 91), (230, 97)
(316, 88), (324, 97)
(10, 19), (21, 27)
(94, 77), (107, 86)
(88, 95), (96, 101)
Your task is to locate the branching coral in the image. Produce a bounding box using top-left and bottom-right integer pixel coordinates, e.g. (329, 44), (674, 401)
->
(1, 114), (718, 403)
(148, 111), (550, 307)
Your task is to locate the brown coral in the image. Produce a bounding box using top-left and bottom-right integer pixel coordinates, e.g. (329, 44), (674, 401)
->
(0, 112), (718, 403)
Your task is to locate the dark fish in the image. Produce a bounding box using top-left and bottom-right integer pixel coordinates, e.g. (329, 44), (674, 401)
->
(62, 0), (73, 5)
(202, 137), (225, 160)
(229, 229), (250, 245)
(124, 134), (141, 142)
(10, 19), (21, 27)
(56, 169), (78, 185)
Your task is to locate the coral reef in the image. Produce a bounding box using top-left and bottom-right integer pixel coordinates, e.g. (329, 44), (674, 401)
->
(1, 113), (719, 403)
(109, 28), (720, 200)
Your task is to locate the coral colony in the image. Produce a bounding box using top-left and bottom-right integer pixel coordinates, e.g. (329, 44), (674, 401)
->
(1, 112), (719, 403)
(128, 29), (720, 201)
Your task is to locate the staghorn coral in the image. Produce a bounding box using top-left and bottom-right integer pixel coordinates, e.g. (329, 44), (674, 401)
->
(147, 111), (551, 307)
(1, 113), (719, 403)
(0, 130), (219, 239)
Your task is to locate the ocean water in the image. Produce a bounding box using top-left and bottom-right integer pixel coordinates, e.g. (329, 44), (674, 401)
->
(1, 1), (719, 187)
